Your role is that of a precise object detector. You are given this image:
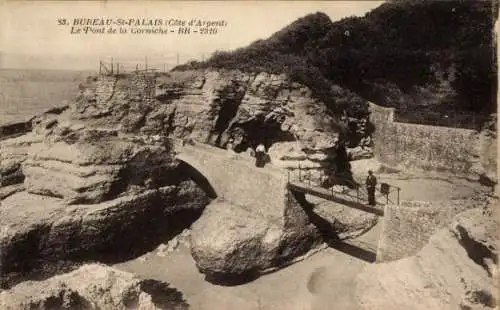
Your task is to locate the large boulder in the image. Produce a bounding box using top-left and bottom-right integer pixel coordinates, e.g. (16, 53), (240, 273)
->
(190, 195), (322, 281)
(0, 263), (188, 310)
(355, 202), (499, 310)
(190, 201), (283, 279)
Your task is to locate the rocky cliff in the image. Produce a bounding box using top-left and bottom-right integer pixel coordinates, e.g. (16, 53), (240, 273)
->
(1, 69), (371, 193)
(71, 70), (368, 182)
(0, 116), (212, 288)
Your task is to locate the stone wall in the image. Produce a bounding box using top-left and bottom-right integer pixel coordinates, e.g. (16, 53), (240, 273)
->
(95, 75), (117, 105)
(368, 102), (486, 176)
(95, 73), (156, 106)
(129, 73), (156, 102)
(376, 200), (481, 262)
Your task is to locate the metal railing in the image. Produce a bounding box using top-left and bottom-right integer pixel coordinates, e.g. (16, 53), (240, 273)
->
(286, 164), (400, 205)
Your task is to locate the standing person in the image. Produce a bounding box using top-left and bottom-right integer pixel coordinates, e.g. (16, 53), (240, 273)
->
(255, 143), (266, 167)
(226, 138), (234, 152)
(226, 138), (239, 159)
(366, 170), (377, 206)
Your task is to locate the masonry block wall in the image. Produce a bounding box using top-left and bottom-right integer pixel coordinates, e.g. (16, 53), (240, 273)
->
(96, 73), (156, 106)
(130, 73), (156, 102)
(369, 102), (481, 175)
(96, 75), (117, 105)
(376, 200), (478, 262)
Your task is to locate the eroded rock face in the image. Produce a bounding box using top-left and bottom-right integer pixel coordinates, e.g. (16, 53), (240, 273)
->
(0, 264), (188, 310)
(0, 133), (43, 187)
(0, 106), (71, 188)
(268, 141), (338, 183)
(0, 180), (210, 288)
(72, 70), (368, 178)
(347, 146), (373, 161)
(1, 118), (214, 288)
(21, 124), (178, 204)
(355, 201), (499, 310)
(312, 201), (378, 240)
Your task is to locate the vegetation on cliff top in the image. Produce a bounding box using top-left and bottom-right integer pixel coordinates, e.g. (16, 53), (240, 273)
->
(174, 0), (497, 114)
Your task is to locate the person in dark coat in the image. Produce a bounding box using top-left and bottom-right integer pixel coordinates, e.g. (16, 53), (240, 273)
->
(366, 170), (377, 206)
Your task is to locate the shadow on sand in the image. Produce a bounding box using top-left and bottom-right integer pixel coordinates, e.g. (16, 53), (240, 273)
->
(296, 191), (377, 263)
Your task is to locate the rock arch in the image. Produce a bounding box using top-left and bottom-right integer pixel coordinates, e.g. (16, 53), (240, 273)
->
(176, 153), (218, 199)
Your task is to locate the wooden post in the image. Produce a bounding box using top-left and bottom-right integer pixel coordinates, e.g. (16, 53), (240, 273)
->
(99, 60), (101, 75)
(116, 63), (120, 75)
(397, 188), (400, 205)
(110, 58), (114, 75)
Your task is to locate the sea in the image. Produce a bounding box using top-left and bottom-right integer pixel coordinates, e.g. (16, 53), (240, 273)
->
(0, 68), (93, 125)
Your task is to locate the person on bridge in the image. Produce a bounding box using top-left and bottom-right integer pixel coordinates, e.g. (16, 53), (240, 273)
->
(366, 170), (377, 206)
(255, 143), (267, 168)
(226, 138), (235, 152)
(226, 138), (238, 159)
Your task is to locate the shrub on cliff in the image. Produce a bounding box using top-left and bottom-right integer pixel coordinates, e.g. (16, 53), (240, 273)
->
(174, 1), (497, 114)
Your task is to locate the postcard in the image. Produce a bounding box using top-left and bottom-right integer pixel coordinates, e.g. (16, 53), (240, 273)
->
(0, 1), (498, 309)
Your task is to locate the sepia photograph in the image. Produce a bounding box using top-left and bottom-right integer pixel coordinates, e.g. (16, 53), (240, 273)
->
(0, 0), (498, 309)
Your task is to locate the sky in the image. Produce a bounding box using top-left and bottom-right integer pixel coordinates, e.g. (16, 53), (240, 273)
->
(0, 1), (384, 70)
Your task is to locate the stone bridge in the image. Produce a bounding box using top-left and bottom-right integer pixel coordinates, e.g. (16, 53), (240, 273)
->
(176, 142), (390, 266)
(175, 142), (289, 221)
(175, 142), (384, 217)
